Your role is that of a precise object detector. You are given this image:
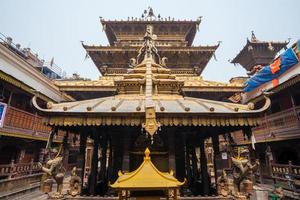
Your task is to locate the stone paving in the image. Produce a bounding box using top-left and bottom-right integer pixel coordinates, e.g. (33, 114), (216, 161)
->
(6, 182), (300, 200)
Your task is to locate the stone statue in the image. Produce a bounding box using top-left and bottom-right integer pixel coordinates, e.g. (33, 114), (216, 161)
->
(129, 58), (137, 67)
(161, 57), (168, 67)
(217, 169), (229, 197)
(39, 148), (65, 199)
(67, 167), (82, 197)
(231, 148), (259, 196)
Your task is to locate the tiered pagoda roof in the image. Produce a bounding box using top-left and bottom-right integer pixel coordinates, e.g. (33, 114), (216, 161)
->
(34, 24), (270, 132)
(100, 19), (201, 47)
(53, 9), (243, 101)
(231, 32), (288, 71)
(83, 8), (218, 76)
(83, 45), (218, 76)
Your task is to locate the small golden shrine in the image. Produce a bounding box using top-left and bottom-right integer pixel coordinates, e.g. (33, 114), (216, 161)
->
(110, 148), (184, 200)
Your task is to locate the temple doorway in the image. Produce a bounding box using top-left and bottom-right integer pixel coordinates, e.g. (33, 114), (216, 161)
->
(130, 133), (168, 172)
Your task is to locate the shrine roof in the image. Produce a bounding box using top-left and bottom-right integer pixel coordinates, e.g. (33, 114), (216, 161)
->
(110, 148), (184, 190)
(32, 94), (269, 127)
(83, 45), (218, 75)
(53, 76), (243, 92)
(231, 38), (288, 70)
(83, 45), (217, 52)
(100, 19), (201, 46)
(33, 93), (269, 116)
(232, 39), (288, 63)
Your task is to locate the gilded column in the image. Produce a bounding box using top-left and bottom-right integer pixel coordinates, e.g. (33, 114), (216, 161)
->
(168, 128), (176, 175)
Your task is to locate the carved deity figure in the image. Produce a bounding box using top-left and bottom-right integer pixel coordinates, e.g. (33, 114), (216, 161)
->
(217, 169), (229, 197)
(68, 167), (82, 197)
(39, 148), (65, 199)
(231, 148), (259, 195)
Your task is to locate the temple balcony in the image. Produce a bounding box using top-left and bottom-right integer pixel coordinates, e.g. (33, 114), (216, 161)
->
(252, 105), (300, 141)
(1, 106), (64, 142)
(232, 105), (300, 144)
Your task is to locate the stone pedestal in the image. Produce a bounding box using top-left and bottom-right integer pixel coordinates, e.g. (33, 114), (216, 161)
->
(242, 180), (253, 193)
(42, 179), (53, 193)
(251, 190), (268, 200)
(136, 197), (160, 200)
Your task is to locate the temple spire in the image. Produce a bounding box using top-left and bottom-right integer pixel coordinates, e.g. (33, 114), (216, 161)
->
(136, 24), (160, 64)
(251, 31), (258, 42)
(139, 25), (161, 138)
(142, 7), (157, 21)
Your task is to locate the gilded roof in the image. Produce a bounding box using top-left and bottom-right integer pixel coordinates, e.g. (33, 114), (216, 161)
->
(84, 45), (218, 75)
(33, 25), (269, 128)
(110, 148), (184, 190)
(53, 75), (243, 88)
(33, 94), (269, 115)
(177, 76), (243, 87)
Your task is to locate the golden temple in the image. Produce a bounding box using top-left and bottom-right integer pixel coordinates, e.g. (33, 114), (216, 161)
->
(32, 9), (270, 197)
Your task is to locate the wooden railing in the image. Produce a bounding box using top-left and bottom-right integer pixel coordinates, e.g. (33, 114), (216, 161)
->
(270, 161), (300, 192)
(0, 159), (41, 179)
(252, 106), (300, 140)
(4, 106), (51, 134)
(2, 106), (65, 140)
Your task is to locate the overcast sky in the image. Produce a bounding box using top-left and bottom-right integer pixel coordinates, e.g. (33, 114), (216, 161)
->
(1, 0), (299, 82)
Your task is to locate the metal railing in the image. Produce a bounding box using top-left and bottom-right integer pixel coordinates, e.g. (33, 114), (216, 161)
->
(0, 32), (66, 79)
(43, 61), (66, 79)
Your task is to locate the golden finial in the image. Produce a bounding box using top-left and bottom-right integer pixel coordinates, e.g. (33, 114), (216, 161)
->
(144, 148), (151, 160)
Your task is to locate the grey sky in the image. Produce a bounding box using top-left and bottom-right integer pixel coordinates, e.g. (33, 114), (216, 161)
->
(1, 0), (299, 82)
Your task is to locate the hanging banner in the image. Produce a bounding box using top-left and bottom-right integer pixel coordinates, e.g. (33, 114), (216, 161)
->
(244, 46), (299, 92)
(0, 102), (7, 128)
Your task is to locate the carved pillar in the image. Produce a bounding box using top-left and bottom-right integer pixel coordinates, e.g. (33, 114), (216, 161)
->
(98, 132), (108, 195)
(88, 129), (99, 195)
(200, 138), (210, 195)
(111, 133), (123, 182)
(175, 132), (185, 182)
(168, 128), (176, 174)
(191, 147), (199, 181)
(185, 138), (192, 186)
(122, 134), (130, 172)
(107, 137), (113, 182)
(62, 131), (69, 170)
(78, 130), (87, 193)
(99, 133), (107, 179)
(212, 134), (220, 193)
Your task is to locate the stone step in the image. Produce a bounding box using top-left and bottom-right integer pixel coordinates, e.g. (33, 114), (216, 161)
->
(14, 190), (47, 200)
(0, 182), (40, 200)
